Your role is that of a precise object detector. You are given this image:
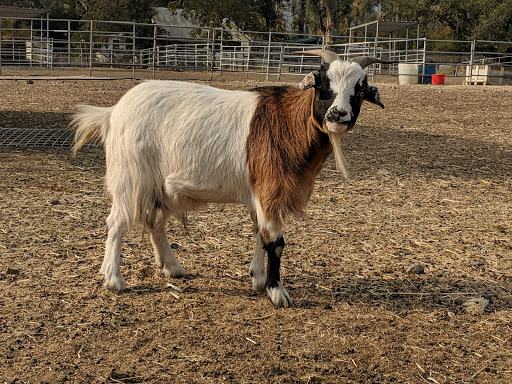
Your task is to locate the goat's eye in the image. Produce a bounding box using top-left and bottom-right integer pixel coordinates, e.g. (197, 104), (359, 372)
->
(319, 89), (335, 100)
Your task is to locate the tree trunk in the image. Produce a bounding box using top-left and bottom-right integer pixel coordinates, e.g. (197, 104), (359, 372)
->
(320, 0), (333, 46)
(298, 0), (306, 37)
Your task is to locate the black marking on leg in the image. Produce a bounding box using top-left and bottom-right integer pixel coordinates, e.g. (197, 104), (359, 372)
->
(263, 236), (285, 289)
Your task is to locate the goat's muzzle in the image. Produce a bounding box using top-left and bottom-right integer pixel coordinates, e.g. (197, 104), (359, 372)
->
(325, 108), (352, 133)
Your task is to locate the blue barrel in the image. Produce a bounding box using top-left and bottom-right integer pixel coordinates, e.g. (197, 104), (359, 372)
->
(419, 65), (436, 84)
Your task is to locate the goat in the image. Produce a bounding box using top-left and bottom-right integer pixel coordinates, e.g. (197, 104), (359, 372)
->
(71, 50), (393, 307)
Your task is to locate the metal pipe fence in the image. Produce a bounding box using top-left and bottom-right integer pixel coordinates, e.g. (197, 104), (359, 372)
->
(1, 16), (511, 84)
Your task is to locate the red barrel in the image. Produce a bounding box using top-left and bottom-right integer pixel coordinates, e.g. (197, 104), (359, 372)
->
(431, 74), (445, 85)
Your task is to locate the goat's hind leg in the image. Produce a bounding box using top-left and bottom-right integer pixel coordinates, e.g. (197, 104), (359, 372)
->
(149, 212), (186, 278)
(101, 204), (128, 291)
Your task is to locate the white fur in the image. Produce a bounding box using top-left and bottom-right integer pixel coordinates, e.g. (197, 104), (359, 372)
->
(104, 81), (259, 225)
(325, 61), (366, 132)
(74, 81), (261, 291)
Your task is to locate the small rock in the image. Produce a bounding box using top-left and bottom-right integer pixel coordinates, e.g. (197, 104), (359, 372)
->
(406, 263), (425, 275)
(50, 198), (60, 205)
(447, 311), (456, 318)
(462, 297), (489, 315)
(26, 80), (34, 84)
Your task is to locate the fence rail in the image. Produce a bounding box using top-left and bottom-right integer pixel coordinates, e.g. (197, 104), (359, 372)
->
(1, 16), (511, 84)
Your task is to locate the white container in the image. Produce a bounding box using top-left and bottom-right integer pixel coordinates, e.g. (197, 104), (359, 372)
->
(465, 64), (507, 85)
(398, 63), (419, 85)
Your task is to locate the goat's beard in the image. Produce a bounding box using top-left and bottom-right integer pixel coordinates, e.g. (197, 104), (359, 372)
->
(328, 131), (349, 180)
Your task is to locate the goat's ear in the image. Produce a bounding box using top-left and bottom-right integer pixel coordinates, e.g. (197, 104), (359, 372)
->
(364, 85), (384, 109)
(299, 71), (320, 90)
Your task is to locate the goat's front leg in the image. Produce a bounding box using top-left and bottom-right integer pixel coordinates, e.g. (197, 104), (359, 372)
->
(261, 230), (291, 308)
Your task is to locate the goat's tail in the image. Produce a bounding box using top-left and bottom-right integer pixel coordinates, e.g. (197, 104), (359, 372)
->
(71, 105), (113, 155)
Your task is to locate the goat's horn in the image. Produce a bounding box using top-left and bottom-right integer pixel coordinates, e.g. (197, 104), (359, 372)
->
(294, 49), (340, 64)
(350, 56), (397, 69)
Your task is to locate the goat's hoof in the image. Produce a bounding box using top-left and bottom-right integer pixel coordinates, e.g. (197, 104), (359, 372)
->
(104, 274), (126, 292)
(162, 262), (186, 278)
(250, 271), (266, 292)
(267, 282), (292, 308)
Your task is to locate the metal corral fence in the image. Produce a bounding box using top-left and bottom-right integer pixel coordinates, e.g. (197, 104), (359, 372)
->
(1, 16), (512, 84)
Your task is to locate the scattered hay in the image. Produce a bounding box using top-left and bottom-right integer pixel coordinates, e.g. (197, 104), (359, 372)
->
(1, 70), (512, 383)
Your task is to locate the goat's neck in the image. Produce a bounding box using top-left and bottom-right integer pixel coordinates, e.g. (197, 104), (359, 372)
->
(246, 86), (332, 222)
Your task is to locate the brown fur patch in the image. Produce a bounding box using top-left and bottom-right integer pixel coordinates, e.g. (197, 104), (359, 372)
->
(247, 86), (332, 225)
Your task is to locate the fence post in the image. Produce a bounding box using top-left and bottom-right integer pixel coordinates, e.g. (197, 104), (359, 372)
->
(152, 25), (157, 79)
(132, 23), (136, 78)
(265, 31), (272, 81)
(468, 40), (476, 85)
(67, 20), (71, 65)
(421, 38), (427, 83)
(245, 45), (251, 77)
(210, 29), (216, 80)
(30, 19), (33, 67)
(195, 44), (198, 70)
(89, 20), (93, 77)
(219, 28), (223, 76)
(0, 18), (2, 76)
(277, 45), (284, 81)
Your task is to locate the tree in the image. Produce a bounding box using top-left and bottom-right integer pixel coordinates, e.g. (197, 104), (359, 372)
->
(474, 0), (512, 44)
(168, 0), (287, 31)
(79, 0), (158, 23)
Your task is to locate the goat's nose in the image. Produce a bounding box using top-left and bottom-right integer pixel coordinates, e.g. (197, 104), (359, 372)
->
(327, 108), (349, 121)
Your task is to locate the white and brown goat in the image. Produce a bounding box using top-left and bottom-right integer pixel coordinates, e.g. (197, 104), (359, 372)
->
(72, 50), (393, 307)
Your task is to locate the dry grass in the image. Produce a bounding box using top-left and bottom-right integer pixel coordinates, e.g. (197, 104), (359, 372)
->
(1, 68), (512, 383)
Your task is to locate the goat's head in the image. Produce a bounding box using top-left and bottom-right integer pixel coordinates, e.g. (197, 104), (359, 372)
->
(297, 50), (392, 134)
(296, 49), (395, 177)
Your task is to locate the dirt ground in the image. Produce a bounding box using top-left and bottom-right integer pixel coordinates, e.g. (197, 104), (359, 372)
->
(1, 67), (512, 384)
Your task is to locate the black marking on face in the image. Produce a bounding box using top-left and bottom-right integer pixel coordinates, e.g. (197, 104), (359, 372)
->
(317, 64), (335, 100)
(347, 77), (368, 126)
